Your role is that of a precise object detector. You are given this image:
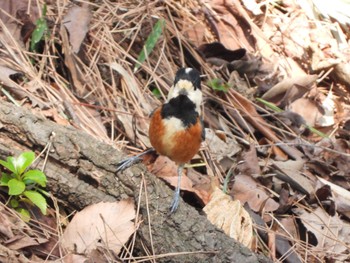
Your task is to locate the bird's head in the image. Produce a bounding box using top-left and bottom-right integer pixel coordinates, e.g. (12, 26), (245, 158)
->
(167, 68), (202, 114)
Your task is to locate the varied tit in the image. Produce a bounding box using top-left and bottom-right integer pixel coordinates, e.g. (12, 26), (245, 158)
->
(117, 67), (204, 213)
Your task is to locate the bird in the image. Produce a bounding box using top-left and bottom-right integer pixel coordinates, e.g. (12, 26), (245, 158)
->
(116, 67), (204, 213)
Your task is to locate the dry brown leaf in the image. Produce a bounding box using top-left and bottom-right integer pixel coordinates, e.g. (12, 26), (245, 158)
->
(0, 66), (48, 108)
(182, 18), (206, 47)
(232, 174), (279, 212)
(237, 144), (261, 178)
(205, 128), (241, 162)
(187, 168), (216, 205)
(317, 177), (350, 219)
(334, 62), (350, 87)
(204, 188), (253, 247)
(0, 0), (39, 44)
(272, 160), (313, 195)
(63, 4), (91, 53)
(210, 0), (255, 52)
(109, 62), (152, 113)
(0, 208), (15, 239)
(0, 65), (20, 88)
(150, 156), (213, 204)
(60, 25), (85, 96)
(228, 89), (303, 160)
(261, 75), (318, 105)
(61, 200), (136, 255)
(150, 156), (194, 192)
(62, 253), (87, 263)
(5, 235), (48, 250)
(288, 98), (322, 127)
(294, 207), (350, 261)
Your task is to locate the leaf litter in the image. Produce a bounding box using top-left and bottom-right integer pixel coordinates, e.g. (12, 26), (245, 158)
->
(61, 200), (136, 257)
(0, 0), (350, 262)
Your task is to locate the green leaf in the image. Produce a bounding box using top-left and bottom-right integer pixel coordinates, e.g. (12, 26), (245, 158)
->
(23, 190), (47, 215)
(8, 179), (26, 195)
(0, 173), (12, 186)
(0, 158), (15, 173)
(10, 198), (19, 208)
(134, 19), (165, 71)
(256, 98), (328, 138)
(151, 87), (161, 98)
(16, 208), (31, 222)
(255, 98), (283, 112)
(207, 78), (230, 92)
(30, 4), (48, 51)
(23, 170), (47, 187)
(13, 152), (35, 175)
(306, 125), (328, 138)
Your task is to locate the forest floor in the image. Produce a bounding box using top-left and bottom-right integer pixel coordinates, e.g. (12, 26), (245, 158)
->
(0, 0), (350, 262)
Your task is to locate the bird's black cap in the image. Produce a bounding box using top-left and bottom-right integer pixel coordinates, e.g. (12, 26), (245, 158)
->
(174, 68), (201, 90)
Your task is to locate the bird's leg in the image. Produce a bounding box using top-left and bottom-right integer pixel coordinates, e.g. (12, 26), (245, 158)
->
(169, 164), (184, 213)
(116, 148), (155, 173)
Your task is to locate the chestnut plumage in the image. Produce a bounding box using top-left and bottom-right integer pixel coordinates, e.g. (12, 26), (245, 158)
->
(117, 67), (204, 213)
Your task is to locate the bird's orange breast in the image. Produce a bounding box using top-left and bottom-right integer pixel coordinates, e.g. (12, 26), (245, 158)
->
(149, 108), (202, 164)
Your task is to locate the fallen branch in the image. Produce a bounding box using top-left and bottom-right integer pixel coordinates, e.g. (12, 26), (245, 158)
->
(0, 101), (270, 262)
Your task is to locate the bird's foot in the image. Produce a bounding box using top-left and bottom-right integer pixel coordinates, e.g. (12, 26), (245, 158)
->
(169, 190), (181, 214)
(168, 164), (184, 214)
(116, 156), (143, 173)
(116, 148), (154, 173)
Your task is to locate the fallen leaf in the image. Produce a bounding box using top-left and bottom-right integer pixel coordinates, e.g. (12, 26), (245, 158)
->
(41, 108), (70, 126)
(204, 188), (253, 247)
(187, 168), (215, 205)
(151, 156), (213, 205)
(272, 160), (313, 195)
(237, 144), (261, 178)
(288, 98), (322, 127)
(241, 0), (263, 15)
(205, 128), (241, 162)
(227, 89), (304, 160)
(63, 4), (91, 53)
(275, 217), (302, 263)
(317, 177), (350, 219)
(0, 206), (15, 239)
(150, 156), (194, 191)
(0, 65), (21, 88)
(209, 0), (255, 51)
(294, 207), (350, 261)
(232, 174), (279, 212)
(5, 235), (48, 250)
(61, 200), (136, 255)
(0, 0), (39, 44)
(62, 253), (87, 263)
(261, 75), (318, 106)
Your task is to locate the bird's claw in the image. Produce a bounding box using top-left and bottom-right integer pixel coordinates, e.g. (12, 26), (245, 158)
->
(116, 156), (142, 173)
(169, 191), (180, 214)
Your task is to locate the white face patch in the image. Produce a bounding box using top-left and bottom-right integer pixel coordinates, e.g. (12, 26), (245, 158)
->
(167, 79), (202, 114)
(187, 88), (202, 115)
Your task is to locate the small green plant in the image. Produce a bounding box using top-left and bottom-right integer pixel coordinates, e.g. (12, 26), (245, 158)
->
(134, 18), (165, 72)
(151, 87), (161, 98)
(0, 152), (48, 220)
(256, 97), (328, 138)
(207, 78), (230, 92)
(30, 4), (49, 52)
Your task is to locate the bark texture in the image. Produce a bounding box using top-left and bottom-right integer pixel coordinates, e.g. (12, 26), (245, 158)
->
(0, 101), (270, 263)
